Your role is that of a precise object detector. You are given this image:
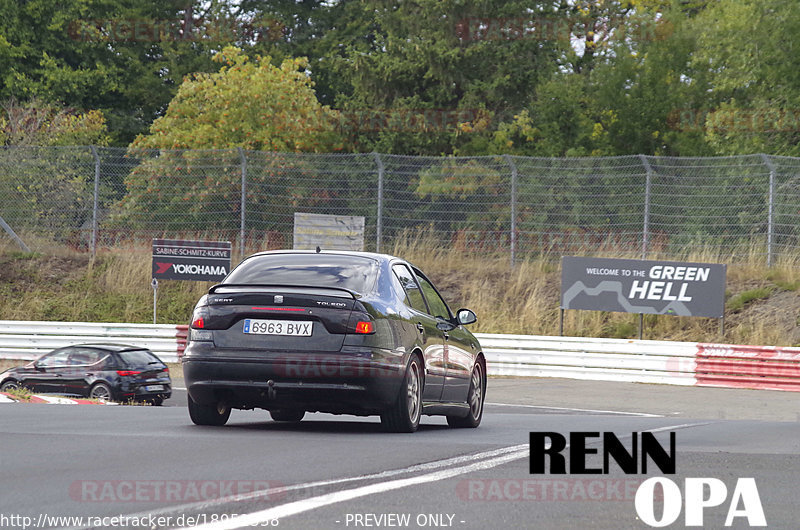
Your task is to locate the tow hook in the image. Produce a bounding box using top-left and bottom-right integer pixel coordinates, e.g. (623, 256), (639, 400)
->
(267, 379), (277, 400)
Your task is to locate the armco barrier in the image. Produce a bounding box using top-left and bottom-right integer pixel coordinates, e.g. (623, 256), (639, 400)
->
(0, 321), (187, 363)
(1, 321), (798, 391)
(475, 333), (698, 386)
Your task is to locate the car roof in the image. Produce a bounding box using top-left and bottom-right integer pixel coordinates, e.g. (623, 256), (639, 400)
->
(61, 343), (150, 353)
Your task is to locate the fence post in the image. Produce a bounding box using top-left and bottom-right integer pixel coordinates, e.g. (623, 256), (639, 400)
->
(90, 146), (100, 257)
(373, 152), (384, 253)
(0, 216), (30, 253)
(238, 147), (247, 257)
(638, 154), (653, 260)
(504, 155), (517, 267)
(761, 153), (776, 267)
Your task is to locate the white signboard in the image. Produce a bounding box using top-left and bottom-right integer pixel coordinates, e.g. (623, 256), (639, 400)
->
(293, 213), (365, 251)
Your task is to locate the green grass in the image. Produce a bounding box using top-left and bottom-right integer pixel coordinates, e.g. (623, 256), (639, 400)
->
(727, 287), (775, 312)
(3, 385), (33, 401)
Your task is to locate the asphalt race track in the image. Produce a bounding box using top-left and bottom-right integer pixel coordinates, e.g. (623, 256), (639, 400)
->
(1, 378), (799, 530)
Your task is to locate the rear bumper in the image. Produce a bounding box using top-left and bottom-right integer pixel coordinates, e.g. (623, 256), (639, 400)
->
(182, 343), (406, 414)
(115, 384), (172, 402)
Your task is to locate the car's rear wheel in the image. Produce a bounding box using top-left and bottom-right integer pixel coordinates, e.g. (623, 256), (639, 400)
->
(447, 361), (485, 428)
(1, 380), (20, 392)
(188, 394), (231, 426)
(89, 382), (113, 402)
(149, 396), (164, 406)
(381, 356), (422, 433)
(269, 409), (305, 422)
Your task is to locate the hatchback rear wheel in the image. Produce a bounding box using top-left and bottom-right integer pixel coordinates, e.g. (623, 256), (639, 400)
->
(188, 394), (231, 426)
(90, 382), (113, 402)
(1, 380), (20, 392)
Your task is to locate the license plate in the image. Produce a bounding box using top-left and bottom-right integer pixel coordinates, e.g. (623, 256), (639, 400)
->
(243, 319), (313, 336)
(145, 385), (164, 392)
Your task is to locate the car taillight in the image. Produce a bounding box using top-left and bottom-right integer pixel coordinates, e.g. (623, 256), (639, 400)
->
(161, 367), (169, 373)
(355, 321), (375, 334)
(116, 370), (141, 376)
(192, 316), (205, 328)
(346, 312), (376, 335)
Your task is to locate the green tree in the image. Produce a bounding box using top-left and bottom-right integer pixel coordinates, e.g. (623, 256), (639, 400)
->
(0, 0), (233, 144)
(0, 98), (109, 146)
(118, 47), (343, 233)
(0, 99), (110, 244)
(487, 1), (712, 156)
(130, 46), (341, 151)
(305, 0), (564, 155)
(691, 0), (800, 156)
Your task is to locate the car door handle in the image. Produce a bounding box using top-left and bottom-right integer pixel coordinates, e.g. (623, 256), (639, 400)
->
(416, 323), (425, 333)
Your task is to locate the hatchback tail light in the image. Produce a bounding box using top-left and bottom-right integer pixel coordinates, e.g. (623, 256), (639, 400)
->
(116, 370), (141, 376)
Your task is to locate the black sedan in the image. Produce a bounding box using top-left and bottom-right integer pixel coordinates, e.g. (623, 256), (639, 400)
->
(183, 250), (485, 432)
(0, 344), (172, 405)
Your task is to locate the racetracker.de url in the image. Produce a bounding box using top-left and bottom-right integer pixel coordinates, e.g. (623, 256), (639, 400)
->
(0, 513), (279, 529)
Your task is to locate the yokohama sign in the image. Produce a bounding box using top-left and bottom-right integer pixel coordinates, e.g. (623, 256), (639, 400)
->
(152, 239), (231, 281)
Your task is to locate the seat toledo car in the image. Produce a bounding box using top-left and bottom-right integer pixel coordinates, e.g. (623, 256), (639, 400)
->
(183, 250), (485, 432)
(0, 344), (171, 404)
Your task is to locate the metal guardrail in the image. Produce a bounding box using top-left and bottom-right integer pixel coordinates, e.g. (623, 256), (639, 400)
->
(0, 321), (187, 363)
(475, 333), (698, 386)
(1, 321), (798, 392)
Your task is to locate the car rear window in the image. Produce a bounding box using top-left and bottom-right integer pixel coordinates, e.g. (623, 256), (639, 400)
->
(117, 349), (161, 367)
(225, 254), (379, 293)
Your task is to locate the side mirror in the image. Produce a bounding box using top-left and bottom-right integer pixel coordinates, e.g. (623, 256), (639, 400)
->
(33, 362), (45, 371)
(456, 309), (477, 326)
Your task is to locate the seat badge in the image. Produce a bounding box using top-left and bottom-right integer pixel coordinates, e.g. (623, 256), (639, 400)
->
(274, 295), (284, 304)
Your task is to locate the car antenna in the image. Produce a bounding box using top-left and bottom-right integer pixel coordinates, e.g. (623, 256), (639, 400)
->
(316, 246), (321, 253)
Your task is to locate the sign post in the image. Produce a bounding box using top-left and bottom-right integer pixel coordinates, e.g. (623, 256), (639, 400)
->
(151, 278), (158, 324)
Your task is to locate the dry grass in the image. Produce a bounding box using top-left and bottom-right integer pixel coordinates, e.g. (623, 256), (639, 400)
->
(392, 233), (800, 346)
(1, 234), (799, 346)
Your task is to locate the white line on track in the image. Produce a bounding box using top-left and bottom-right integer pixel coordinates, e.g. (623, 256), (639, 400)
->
(0, 394), (15, 403)
(172, 422), (712, 530)
(486, 402), (663, 417)
(70, 445), (529, 530)
(179, 447), (530, 530)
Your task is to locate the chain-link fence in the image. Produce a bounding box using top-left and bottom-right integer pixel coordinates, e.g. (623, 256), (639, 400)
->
(1, 146), (798, 265)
